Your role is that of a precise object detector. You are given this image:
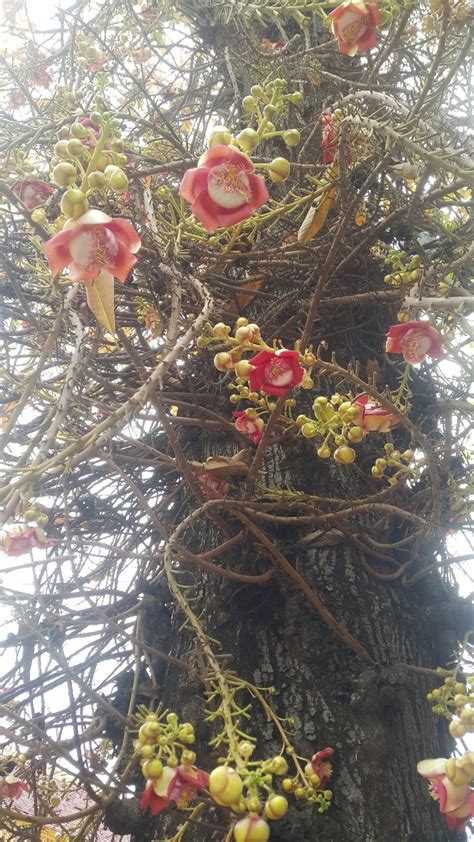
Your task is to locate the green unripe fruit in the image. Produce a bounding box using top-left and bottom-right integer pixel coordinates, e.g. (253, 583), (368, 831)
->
(88, 171), (107, 189)
(60, 189), (89, 219)
(242, 95), (257, 113)
(52, 162), (77, 187)
(268, 157), (290, 183)
(70, 122), (88, 139)
(66, 139), (86, 158)
(250, 84), (263, 98)
(236, 128), (259, 152)
(108, 170), (129, 192)
(54, 141), (71, 158)
(283, 129), (301, 147)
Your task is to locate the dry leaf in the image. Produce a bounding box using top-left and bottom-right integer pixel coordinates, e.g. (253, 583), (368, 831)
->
(298, 186), (337, 245)
(85, 273), (116, 335)
(190, 450), (250, 480)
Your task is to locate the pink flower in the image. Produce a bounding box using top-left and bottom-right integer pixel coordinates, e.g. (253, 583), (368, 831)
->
(353, 395), (399, 432)
(248, 349), (305, 397)
(43, 210), (141, 284)
(179, 145), (269, 232)
(417, 755), (474, 833)
(385, 321), (444, 365)
(140, 764), (209, 816)
(310, 748), (333, 789)
(233, 411), (265, 445)
(329, 1), (381, 56)
(1, 774), (29, 800)
(2, 527), (52, 557)
(321, 109), (352, 165)
(33, 67), (53, 88)
(12, 179), (54, 210)
(195, 470), (229, 500)
(87, 54), (109, 72)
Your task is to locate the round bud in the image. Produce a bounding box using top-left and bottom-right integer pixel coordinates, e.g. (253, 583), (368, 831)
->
(54, 141), (71, 158)
(264, 795), (289, 820)
(334, 446), (356, 464)
(31, 209), (47, 224)
(235, 317), (249, 328)
(57, 126), (70, 139)
(142, 758), (164, 779)
(250, 85), (263, 98)
(52, 162), (77, 188)
(402, 450), (414, 460)
(66, 139), (86, 158)
(113, 153), (128, 167)
(209, 125), (232, 147)
(36, 514), (48, 527)
(60, 189), (89, 219)
(140, 745), (154, 759)
(268, 157), (290, 183)
(108, 170), (129, 192)
(88, 171), (107, 189)
(70, 122), (88, 139)
(23, 508), (38, 522)
(236, 128), (259, 152)
(283, 129), (300, 147)
(235, 323), (259, 342)
(181, 750), (197, 765)
(263, 104), (277, 118)
(454, 683), (466, 695)
(234, 816), (270, 842)
(344, 406), (359, 421)
(317, 446), (332, 459)
(334, 435), (346, 446)
(371, 466), (383, 477)
(242, 96), (257, 113)
(348, 426), (364, 443)
(209, 766), (243, 806)
(264, 121), (276, 134)
(313, 396), (328, 406)
(375, 458), (387, 470)
(246, 796), (261, 812)
(90, 111), (103, 125)
(289, 91), (304, 105)
(166, 713), (178, 727)
(301, 423), (317, 439)
(235, 360), (253, 379)
(295, 414), (311, 427)
(272, 756), (288, 776)
(212, 322), (231, 339)
(338, 401), (352, 415)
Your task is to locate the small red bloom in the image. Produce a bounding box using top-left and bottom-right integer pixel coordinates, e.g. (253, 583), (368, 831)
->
(233, 411), (265, 445)
(311, 748), (333, 789)
(1, 774), (29, 800)
(329, 1), (381, 56)
(179, 145), (269, 233)
(321, 109), (352, 165)
(248, 349), (304, 397)
(3, 527), (52, 557)
(385, 321), (444, 365)
(140, 765), (209, 816)
(43, 210), (141, 284)
(353, 394), (399, 432)
(12, 179), (54, 210)
(196, 470), (229, 500)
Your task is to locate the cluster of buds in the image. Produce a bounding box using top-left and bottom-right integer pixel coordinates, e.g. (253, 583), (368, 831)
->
(370, 443), (415, 483)
(383, 251), (423, 287)
(281, 748), (333, 813)
(51, 113), (128, 220)
(427, 673), (474, 738)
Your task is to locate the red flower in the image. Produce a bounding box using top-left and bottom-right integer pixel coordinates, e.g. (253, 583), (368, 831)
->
(310, 748), (333, 789)
(385, 321), (444, 365)
(2, 527), (52, 557)
(12, 179), (54, 210)
(179, 145), (269, 232)
(353, 394), (399, 432)
(195, 470), (229, 499)
(248, 349), (304, 397)
(417, 755), (474, 833)
(1, 774), (29, 800)
(140, 764), (209, 816)
(233, 411), (265, 445)
(321, 109), (352, 165)
(329, 1), (381, 56)
(44, 210), (141, 284)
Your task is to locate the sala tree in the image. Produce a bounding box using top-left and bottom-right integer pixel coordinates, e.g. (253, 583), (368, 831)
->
(0, 0), (473, 841)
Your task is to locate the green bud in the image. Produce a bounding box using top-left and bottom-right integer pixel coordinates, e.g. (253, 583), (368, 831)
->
(52, 162), (77, 188)
(283, 129), (301, 147)
(66, 139), (86, 158)
(60, 188), (89, 219)
(250, 84), (263, 98)
(208, 125), (232, 147)
(57, 126), (70, 140)
(90, 111), (103, 125)
(54, 141), (71, 159)
(111, 140), (124, 153)
(88, 171), (107, 189)
(108, 170), (129, 192)
(70, 122), (88, 139)
(289, 91), (304, 105)
(263, 103), (277, 117)
(268, 157), (290, 183)
(242, 96), (257, 113)
(236, 128), (259, 152)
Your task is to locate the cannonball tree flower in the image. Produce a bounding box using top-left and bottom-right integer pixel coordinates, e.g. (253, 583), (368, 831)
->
(179, 145), (269, 232)
(0, 773), (29, 800)
(140, 764), (209, 816)
(385, 321), (444, 365)
(2, 527), (52, 557)
(417, 754), (474, 832)
(321, 109), (353, 166)
(12, 179), (54, 210)
(329, 1), (382, 56)
(43, 210), (141, 284)
(353, 395), (399, 432)
(310, 747), (334, 789)
(248, 349), (305, 397)
(234, 411), (265, 445)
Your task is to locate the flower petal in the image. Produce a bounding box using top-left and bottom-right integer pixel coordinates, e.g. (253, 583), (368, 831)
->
(107, 218), (141, 254)
(198, 144), (254, 172)
(43, 229), (75, 276)
(247, 173), (270, 210)
(179, 167), (210, 203)
(417, 758), (448, 779)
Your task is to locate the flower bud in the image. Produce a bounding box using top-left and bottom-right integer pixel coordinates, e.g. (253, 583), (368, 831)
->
(234, 816), (270, 842)
(250, 85), (263, 98)
(236, 317), (248, 328)
(90, 111), (103, 125)
(334, 446), (356, 464)
(54, 140), (71, 158)
(236, 128), (259, 151)
(66, 139), (86, 158)
(371, 466), (383, 477)
(31, 209), (47, 223)
(235, 360), (253, 379)
(140, 745), (154, 759)
(295, 414), (311, 427)
(272, 756), (288, 776)
(265, 794), (288, 820)
(301, 423), (317, 438)
(209, 125), (232, 147)
(288, 91), (304, 105)
(317, 446), (332, 459)
(181, 749), (197, 765)
(212, 322), (231, 339)
(214, 351), (233, 371)
(348, 426), (364, 443)
(209, 766), (243, 806)
(235, 323), (260, 342)
(108, 170), (129, 192)
(268, 157), (290, 183)
(57, 126), (70, 139)
(242, 96), (257, 112)
(60, 189), (89, 219)
(70, 122), (88, 139)
(283, 129), (300, 147)
(88, 171), (107, 188)
(52, 162), (77, 187)
(142, 758), (164, 779)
